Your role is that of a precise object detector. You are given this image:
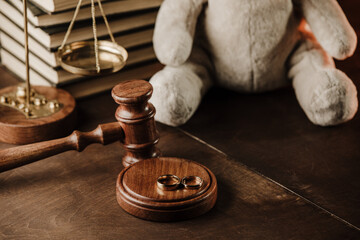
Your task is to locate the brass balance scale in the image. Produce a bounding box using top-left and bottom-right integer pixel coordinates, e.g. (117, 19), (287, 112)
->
(0, 0), (128, 144)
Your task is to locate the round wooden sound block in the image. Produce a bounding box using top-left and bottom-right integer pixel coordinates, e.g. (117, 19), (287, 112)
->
(0, 85), (76, 144)
(116, 157), (217, 222)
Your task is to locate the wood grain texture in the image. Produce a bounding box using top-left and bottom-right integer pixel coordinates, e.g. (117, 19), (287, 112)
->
(116, 157), (217, 222)
(0, 114), (358, 239)
(0, 85), (76, 144)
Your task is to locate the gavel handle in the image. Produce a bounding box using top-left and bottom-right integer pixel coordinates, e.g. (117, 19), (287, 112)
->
(0, 122), (123, 173)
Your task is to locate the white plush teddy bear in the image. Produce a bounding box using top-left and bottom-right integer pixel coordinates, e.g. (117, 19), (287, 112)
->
(149, 0), (358, 127)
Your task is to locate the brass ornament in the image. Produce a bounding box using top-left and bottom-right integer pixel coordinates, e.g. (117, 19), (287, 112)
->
(0, 85), (62, 119)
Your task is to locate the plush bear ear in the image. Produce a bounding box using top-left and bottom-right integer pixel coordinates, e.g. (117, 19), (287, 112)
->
(296, 0), (357, 60)
(153, 0), (207, 66)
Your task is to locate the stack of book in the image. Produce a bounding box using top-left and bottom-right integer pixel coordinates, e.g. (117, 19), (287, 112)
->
(0, 0), (163, 98)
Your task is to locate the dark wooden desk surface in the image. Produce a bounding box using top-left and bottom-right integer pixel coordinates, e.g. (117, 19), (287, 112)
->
(1, 1), (360, 239)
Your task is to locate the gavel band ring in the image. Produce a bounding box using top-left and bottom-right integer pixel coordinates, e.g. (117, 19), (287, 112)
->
(157, 174), (181, 191)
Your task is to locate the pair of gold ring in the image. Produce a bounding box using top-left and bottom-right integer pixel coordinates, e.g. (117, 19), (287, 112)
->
(157, 175), (203, 191)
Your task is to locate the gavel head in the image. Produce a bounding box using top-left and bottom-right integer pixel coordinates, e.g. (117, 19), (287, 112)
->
(111, 80), (160, 167)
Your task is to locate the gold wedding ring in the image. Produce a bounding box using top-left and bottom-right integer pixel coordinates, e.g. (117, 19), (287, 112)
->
(157, 174), (181, 191)
(181, 176), (203, 189)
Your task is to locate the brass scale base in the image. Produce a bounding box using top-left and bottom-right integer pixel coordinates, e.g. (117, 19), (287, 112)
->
(0, 85), (76, 144)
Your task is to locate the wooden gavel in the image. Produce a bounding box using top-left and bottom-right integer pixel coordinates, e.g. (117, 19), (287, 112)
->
(0, 80), (160, 173)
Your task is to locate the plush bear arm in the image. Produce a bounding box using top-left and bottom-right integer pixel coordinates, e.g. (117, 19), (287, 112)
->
(295, 0), (357, 60)
(153, 0), (207, 66)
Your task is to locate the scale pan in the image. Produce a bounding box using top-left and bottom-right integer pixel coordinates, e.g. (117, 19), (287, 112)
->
(57, 40), (128, 76)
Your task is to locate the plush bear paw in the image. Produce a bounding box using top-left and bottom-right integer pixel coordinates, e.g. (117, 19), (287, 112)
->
(154, 32), (193, 67)
(149, 66), (203, 127)
(305, 69), (358, 126)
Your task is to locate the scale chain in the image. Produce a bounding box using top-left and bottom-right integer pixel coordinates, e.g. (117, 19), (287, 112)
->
(97, 0), (116, 44)
(59, 0), (83, 50)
